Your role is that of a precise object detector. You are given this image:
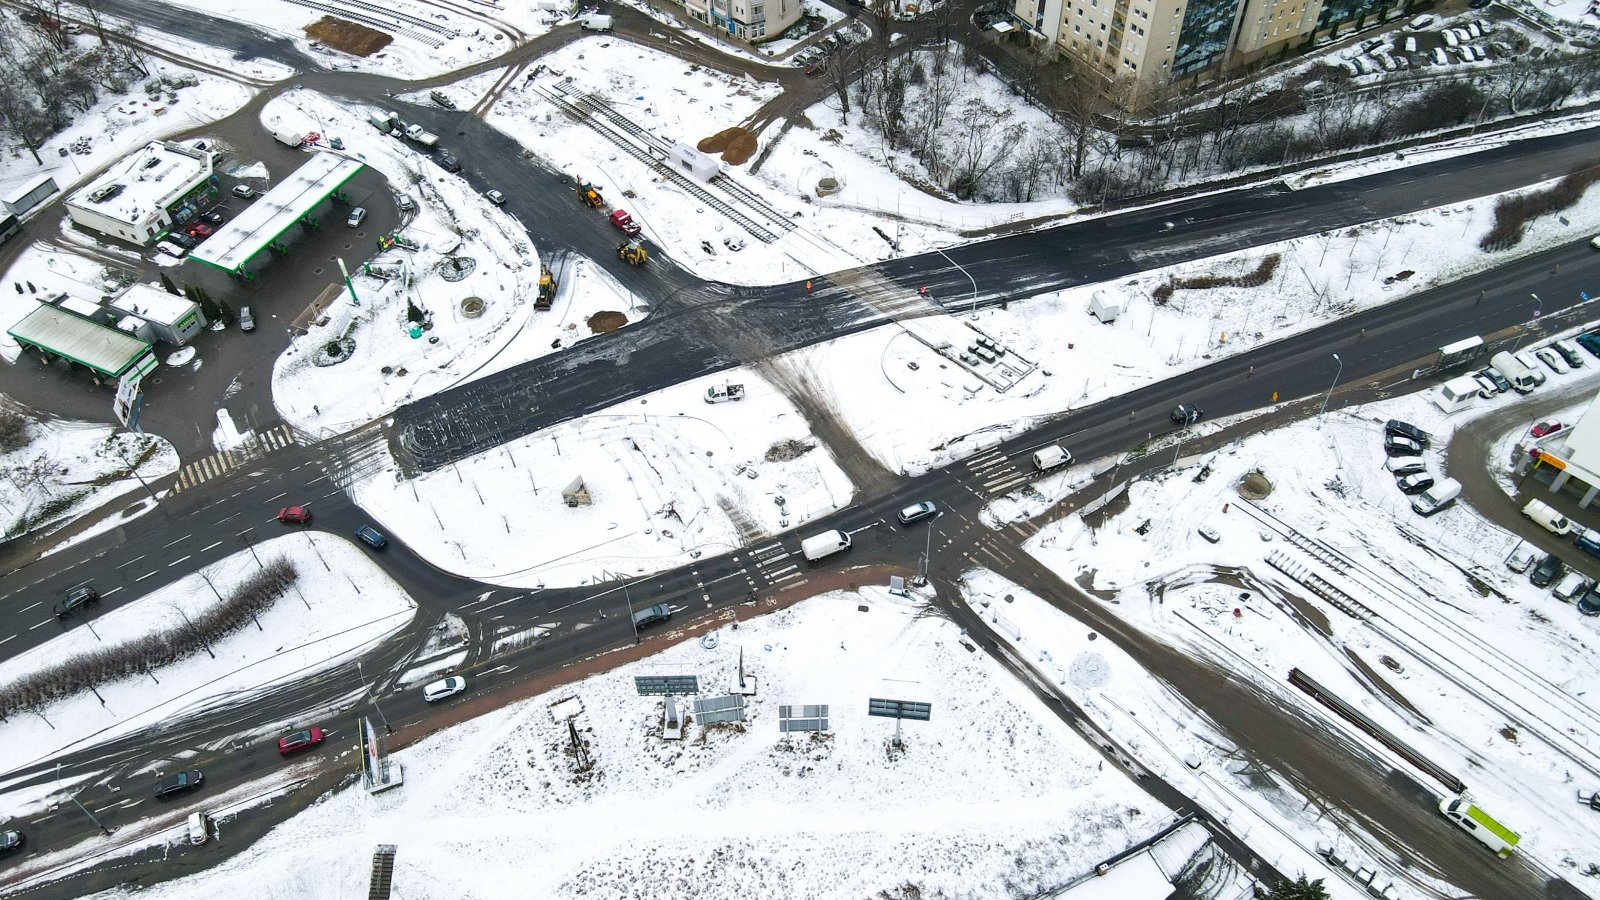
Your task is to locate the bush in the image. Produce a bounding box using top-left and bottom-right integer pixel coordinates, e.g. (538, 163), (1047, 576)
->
(0, 408), (29, 454)
(1153, 254), (1282, 305)
(0, 559), (299, 719)
(1481, 161), (1600, 251)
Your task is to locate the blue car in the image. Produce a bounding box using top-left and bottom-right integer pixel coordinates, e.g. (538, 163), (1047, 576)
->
(1575, 332), (1600, 360)
(354, 525), (387, 550)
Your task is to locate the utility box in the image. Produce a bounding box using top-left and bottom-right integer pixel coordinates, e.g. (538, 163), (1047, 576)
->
(1088, 290), (1123, 323)
(671, 143), (720, 182)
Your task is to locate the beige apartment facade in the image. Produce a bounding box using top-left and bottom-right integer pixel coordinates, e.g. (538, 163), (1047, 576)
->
(683, 0), (803, 42)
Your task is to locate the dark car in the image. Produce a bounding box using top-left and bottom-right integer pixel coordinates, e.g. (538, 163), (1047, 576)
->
(277, 727), (325, 756)
(53, 585), (99, 619)
(1530, 553), (1564, 588)
(897, 501), (938, 525)
(1579, 585), (1600, 617)
(1396, 472), (1435, 495)
(1384, 434), (1423, 457)
(354, 525), (387, 550)
(439, 151), (462, 173)
(0, 830), (23, 854)
(1479, 367), (1511, 393)
(154, 769), (205, 800)
(1384, 419), (1430, 448)
(1170, 403), (1203, 424)
(1576, 332), (1600, 359)
(166, 231), (198, 250)
(201, 211), (225, 227)
(631, 603), (671, 630)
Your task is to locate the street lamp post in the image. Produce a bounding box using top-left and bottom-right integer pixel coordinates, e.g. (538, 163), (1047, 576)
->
(933, 248), (979, 316)
(1316, 353), (1343, 429)
(357, 659), (393, 735)
(56, 763), (113, 836)
(1513, 294), (1542, 353)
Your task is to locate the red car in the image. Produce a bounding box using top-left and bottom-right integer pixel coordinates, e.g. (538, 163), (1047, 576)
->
(277, 506), (311, 524)
(277, 727), (325, 756)
(1532, 420), (1564, 437)
(186, 221), (214, 238)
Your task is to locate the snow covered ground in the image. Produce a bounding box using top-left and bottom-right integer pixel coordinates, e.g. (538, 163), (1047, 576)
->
(0, 408), (175, 542)
(81, 589), (1173, 900)
(0, 534), (416, 793)
(988, 361), (1600, 893)
(353, 368), (853, 587)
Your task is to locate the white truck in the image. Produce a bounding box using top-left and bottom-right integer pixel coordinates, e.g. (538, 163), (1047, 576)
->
(705, 383), (745, 403)
(1489, 351), (1538, 394)
(270, 126), (306, 148)
(800, 529), (851, 562)
(1411, 477), (1460, 517)
(403, 124), (439, 148)
(1438, 795), (1519, 858)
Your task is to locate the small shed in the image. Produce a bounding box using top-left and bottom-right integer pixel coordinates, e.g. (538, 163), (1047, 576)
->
(562, 476), (592, 507)
(671, 143), (720, 182)
(1088, 290), (1123, 324)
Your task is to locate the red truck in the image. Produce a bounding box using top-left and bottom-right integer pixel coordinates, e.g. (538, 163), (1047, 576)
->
(609, 209), (641, 236)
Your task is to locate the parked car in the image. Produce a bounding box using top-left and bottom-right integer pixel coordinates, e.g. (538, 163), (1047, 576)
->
(346, 207), (367, 228)
(1384, 434), (1423, 456)
(185, 222), (214, 238)
(201, 210), (225, 226)
(1575, 332), (1600, 359)
(1197, 526), (1221, 544)
(485, 189), (506, 206)
(397, 193), (416, 212)
(898, 501), (938, 525)
(1532, 420), (1564, 438)
(1552, 571), (1590, 603)
(1513, 351), (1547, 385)
(277, 727), (325, 755)
(1479, 367), (1511, 393)
(1471, 371), (1501, 395)
(277, 505), (311, 524)
(1580, 585), (1600, 617)
(154, 770), (205, 800)
(1506, 545), (1537, 573)
(155, 240), (188, 259)
(1385, 419), (1430, 447)
(1170, 403), (1203, 424)
(166, 231), (197, 250)
(1554, 339), (1586, 368)
(1386, 458), (1425, 476)
(1535, 347), (1570, 374)
(354, 525), (387, 550)
(1397, 472), (1435, 495)
(423, 677), (467, 702)
(231, 184), (256, 199)
(53, 585), (99, 619)
(239, 306), (255, 332)
(1530, 553), (1564, 588)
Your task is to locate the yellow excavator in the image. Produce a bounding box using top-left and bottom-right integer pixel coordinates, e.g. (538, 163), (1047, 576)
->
(617, 241), (648, 266)
(576, 176), (603, 209)
(536, 264), (555, 309)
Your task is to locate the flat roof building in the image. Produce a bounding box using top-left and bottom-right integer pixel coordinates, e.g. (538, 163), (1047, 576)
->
(64, 141), (216, 246)
(110, 283), (207, 346)
(8, 302), (154, 382)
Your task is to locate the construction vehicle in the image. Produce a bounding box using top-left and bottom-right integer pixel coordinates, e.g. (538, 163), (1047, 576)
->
(576, 177), (604, 208)
(609, 209), (641, 236)
(536, 264), (556, 310)
(617, 241), (648, 266)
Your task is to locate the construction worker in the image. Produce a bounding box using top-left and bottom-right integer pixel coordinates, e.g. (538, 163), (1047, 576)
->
(805, 280), (813, 293)
(918, 285), (929, 296)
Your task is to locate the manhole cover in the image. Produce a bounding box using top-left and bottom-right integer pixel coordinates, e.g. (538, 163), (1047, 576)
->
(1236, 470), (1273, 500)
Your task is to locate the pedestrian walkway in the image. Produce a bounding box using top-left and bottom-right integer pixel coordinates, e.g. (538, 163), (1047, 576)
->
(748, 540), (807, 591)
(172, 424), (298, 493)
(964, 448), (1029, 496)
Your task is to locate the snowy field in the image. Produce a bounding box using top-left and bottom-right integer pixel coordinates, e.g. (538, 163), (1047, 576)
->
(993, 366), (1600, 891)
(0, 409), (174, 541)
(81, 590), (1171, 900)
(353, 368), (853, 586)
(0, 534), (416, 797)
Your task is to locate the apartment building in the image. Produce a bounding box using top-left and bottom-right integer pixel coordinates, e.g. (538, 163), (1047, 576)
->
(682, 0), (802, 41)
(1014, 0), (1374, 105)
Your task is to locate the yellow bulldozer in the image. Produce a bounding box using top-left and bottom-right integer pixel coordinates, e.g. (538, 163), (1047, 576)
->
(617, 241), (648, 266)
(575, 176), (603, 209)
(536, 264), (555, 309)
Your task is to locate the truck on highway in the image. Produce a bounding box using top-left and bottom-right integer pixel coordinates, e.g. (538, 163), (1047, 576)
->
(800, 529), (851, 562)
(1489, 351), (1538, 393)
(403, 124), (439, 148)
(270, 126), (306, 148)
(1438, 795), (1520, 858)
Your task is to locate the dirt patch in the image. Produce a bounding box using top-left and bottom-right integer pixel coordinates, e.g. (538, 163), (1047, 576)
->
(305, 16), (392, 56)
(587, 311), (627, 334)
(764, 438), (815, 463)
(699, 127), (758, 166)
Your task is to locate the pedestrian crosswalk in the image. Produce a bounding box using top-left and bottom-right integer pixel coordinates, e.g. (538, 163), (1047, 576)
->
(749, 541), (807, 591)
(172, 424), (298, 493)
(964, 449), (1030, 496)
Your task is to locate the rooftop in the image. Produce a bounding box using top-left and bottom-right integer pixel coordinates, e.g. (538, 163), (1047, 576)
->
(191, 152), (366, 274)
(66, 142), (211, 226)
(7, 303), (151, 378)
(112, 283), (198, 325)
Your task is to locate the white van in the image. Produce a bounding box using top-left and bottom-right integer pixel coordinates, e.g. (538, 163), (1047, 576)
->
(187, 811), (209, 846)
(1439, 795), (1520, 858)
(580, 13), (614, 31)
(1522, 498), (1573, 535)
(800, 529), (851, 562)
(1032, 445), (1072, 472)
(1411, 478), (1460, 516)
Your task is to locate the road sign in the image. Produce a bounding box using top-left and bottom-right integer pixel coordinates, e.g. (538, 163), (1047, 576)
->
(692, 694), (746, 725)
(867, 698), (932, 721)
(778, 704), (829, 733)
(634, 675), (700, 696)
